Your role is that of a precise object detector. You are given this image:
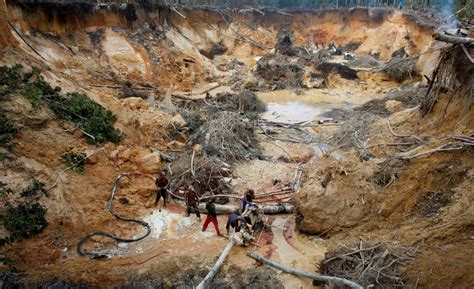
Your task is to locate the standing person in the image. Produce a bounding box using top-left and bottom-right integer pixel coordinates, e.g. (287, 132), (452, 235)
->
(155, 171), (169, 212)
(185, 185), (201, 221)
(241, 189), (255, 212)
(226, 213), (244, 235)
(399, 0), (405, 9)
(202, 198), (222, 237)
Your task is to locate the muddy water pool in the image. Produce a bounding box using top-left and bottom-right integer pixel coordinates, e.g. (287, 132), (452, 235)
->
(257, 89), (372, 123)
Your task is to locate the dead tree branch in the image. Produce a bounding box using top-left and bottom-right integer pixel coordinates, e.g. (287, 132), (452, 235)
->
(248, 252), (364, 289)
(433, 33), (474, 44)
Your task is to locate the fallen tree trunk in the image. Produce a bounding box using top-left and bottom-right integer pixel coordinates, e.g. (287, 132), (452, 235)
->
(172, 194), (294, 214)
(197, 237), (237, 289)
(194, 203), (294, 214)
(433, 33), (474, 44)
(247, 252), (363, 289)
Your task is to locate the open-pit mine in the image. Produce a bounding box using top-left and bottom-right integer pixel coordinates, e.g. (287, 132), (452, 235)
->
(0, 1), (473, 288)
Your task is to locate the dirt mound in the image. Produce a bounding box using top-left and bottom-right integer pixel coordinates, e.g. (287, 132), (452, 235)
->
(295, 158), (378, 235)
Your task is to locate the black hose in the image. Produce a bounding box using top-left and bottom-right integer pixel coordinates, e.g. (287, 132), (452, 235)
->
(76, 173), (152, 259)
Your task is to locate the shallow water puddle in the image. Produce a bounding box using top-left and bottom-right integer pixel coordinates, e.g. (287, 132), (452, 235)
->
(257, 89), (355, 123)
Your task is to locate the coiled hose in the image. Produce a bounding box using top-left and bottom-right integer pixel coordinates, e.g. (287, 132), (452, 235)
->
(77, 173), (153, 259)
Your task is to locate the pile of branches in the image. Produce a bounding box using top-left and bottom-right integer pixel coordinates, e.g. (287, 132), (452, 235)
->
(354, 85), (425, 116)
(169, 154), (232, 199)
(189, 111), (261, 162)
(348, 56), (381, 68)
(212, 91), (266, 113)
(378, 57), (419, 83)
(320, 242), (416, 288)
(255, 53), (306, 89)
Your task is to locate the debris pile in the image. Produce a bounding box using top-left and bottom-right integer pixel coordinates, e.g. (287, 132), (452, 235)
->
(213, 91), (266, 113)
(377, 57), (419, 82)
(347, 55), (381, 68)
(255, 53), (306, 89)
(189, 111), (260, 162)
(169, 154), (232, 197)
(320, 242), (416, 288)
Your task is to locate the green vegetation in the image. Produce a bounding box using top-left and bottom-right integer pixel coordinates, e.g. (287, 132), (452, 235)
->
(0, 112), (17, 147)
(0, 182), (13, 196)
(0, 203), (47, 242)
(48, 92), (122, 143)
(0, 179), (49, 244)
(0, 65), (122, 144)
(20, 179), (48, 198)
(62, 151), (87, 173)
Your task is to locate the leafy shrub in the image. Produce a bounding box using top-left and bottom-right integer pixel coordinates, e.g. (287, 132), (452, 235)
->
(20, 179), (48, 198)
(1, 203), (47, 242)
(0, 64), (23, 100)
(0, 65), (122, 143)
(0, 113), (17, 146)
(47, 92), (122, 143)
(0, 182), (13, 196)
(62, 151), (87, 173)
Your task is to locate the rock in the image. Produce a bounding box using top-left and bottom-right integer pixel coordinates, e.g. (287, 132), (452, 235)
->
(118, 149), (132, 162)
(193, 144), (203, 156)
(369, 48), (381, 59)
(109, 150), (119, 160)
(385, 100), (403, 113)
(135, 151), (161, 173)
(166, 140), (185, 151)
(86, 154), (98, 165)
(343, 52), (354, 60)
(122, 97), (148, 110)
(171, 114), (187, 127)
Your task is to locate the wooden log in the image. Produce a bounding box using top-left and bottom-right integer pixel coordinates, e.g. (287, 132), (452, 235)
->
(182, 203), (294, 215)
(247, 252), (364, 289)
(433, 33), (474, 44)
(196, 237), (237, 289)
